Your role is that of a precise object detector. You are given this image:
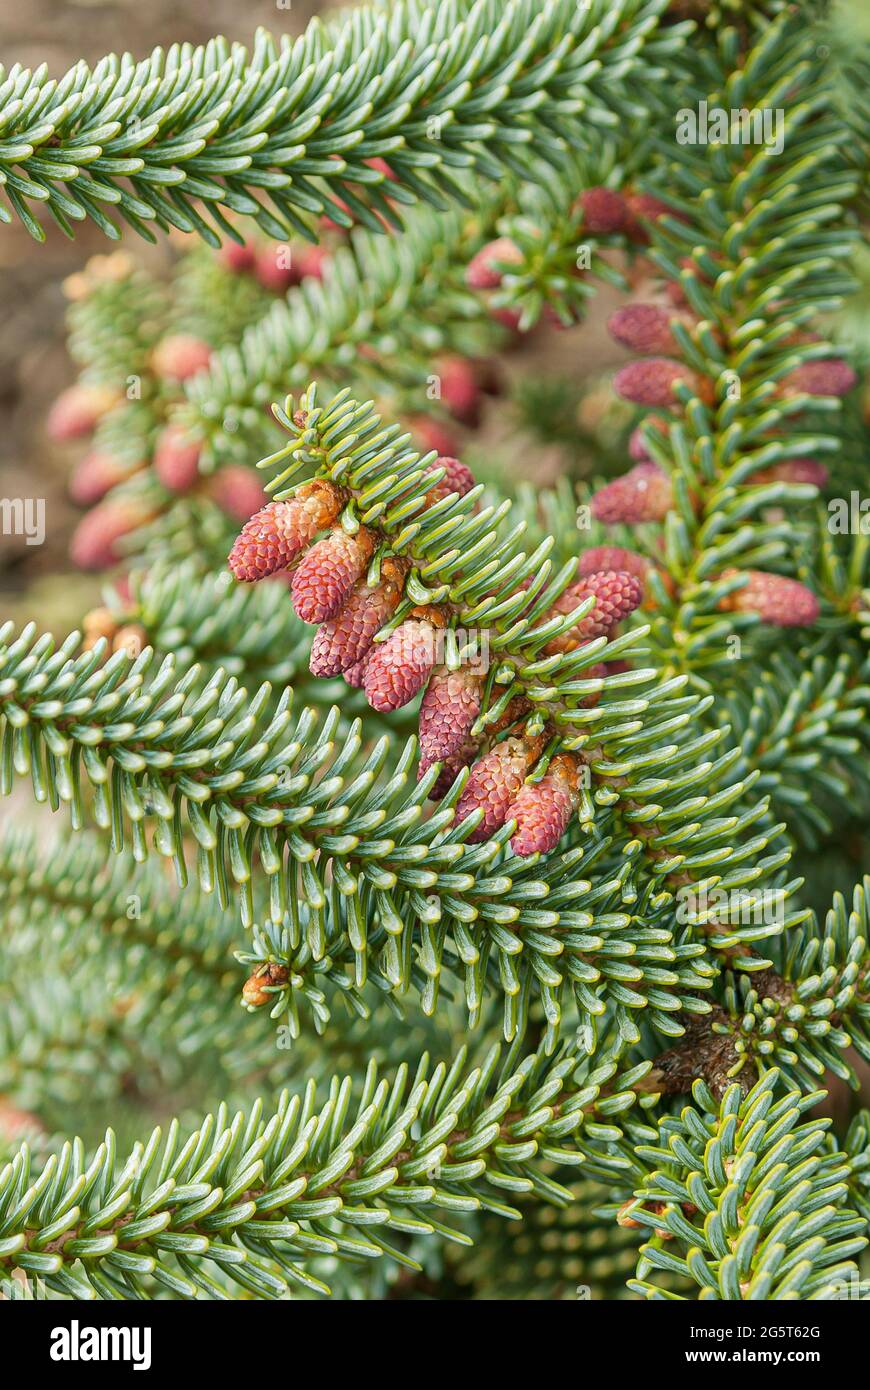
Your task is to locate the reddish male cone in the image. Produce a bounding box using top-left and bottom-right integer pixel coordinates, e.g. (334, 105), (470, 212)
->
(508, 755), (581, 856)
(152, 334), (212, 383)
(419, 667), (483, 763)
(614, 357), (699, 407)
(154, 424), (201, 493)
(295, 245), (329, 281)
(591, 461), (674, 524)
(465, 237), (523, 291)
(69, 450), (137, 505)
(608, 304), (679, 356)
(750, 458), (829, 487)
(254, 246), (300, 293)
(718, 570), (820, 627)
(291, 527), (375, 623)
(228, 481), (344, 582)
(544, 571), (643, 653)
(208, 467), (269, 522)
(309, 558), (406, 677)
(407, 416), (459, 458)
(628, 415), (669, 462)
(219, 240), (256, 274)
(455, 737), (535, 841)
(418, 740), (478, 800)
(438, 357), (482, 427)
(578, 546), (649, 583)
(343, 653), (373, 688)
(364, 620), (437, 712)
(70, 497), (156, 570)
(778, 358), (856, 398)
(423, 456), (476, 505)
(624, 191), (677, 244)
(576, 187), (627, 235)
(47, 383), (118, 441)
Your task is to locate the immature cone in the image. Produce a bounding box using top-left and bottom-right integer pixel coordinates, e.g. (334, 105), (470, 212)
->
(291, 526), (375, 623)
(591, 461), (673, 524)
(152, 333), (212, 382)
(455, 737), (534, 841)
(208, 466), (269, 522)
(70, 497), (155, 570)
(508, 755), (581, 856)
(228, 481), (343, 581)
(778, 359), (856, 398)
(47, 383), (118, 441)
(576, 186), (627, 234)
(424, 455), (476, 505)
(465, 237), (523, 291)
(154, 424), (201, 493)
(578, 546), (648, 583)
(418, 667), (483, 763)
(364, 619), (436, 712)
(309, 558), (405, 676)
(718, 569), (820, 627)
(613, 357), (698, 406)
(608, 304), (679, 356)
(545, 571), (643, 653)
(69, 450), (135, 505)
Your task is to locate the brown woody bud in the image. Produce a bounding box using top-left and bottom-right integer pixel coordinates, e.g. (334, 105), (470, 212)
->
(242, 962), (290, 1008)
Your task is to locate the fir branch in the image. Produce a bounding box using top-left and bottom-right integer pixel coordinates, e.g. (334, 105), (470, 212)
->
(0, 1042), (657, 1300)
(0, 0), (689, 245)
(590, 10), (860, 684)
(615, 1069), (870, 1300)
